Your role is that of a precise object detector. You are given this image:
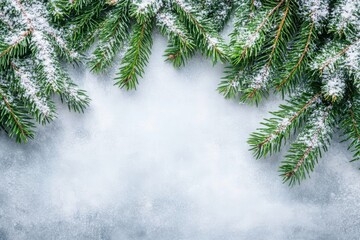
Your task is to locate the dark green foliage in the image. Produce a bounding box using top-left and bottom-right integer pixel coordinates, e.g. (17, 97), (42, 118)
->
(55, 0), (232, 90)
(340, 98), (360, 162)
(0, 0), (90, 142)
(224, 0), (360, 185)
(248, 91), (322, 159)
(115, 20), (154, 89)
(2, 0), (360, 188)
(88, 3), (130, 72)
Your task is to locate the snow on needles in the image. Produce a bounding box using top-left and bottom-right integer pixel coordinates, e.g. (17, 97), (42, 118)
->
(300, 0), (329, 27)
(250, 66), (270, 90)
(322, 69), (346, 99)
(298, 106), (332, 149)
(157, 11), (187, 38)
(345, 41), (360, 88)
(15, 61), (51, 116)
(133, 0), (163, 15)
(331, 0), (360, 34)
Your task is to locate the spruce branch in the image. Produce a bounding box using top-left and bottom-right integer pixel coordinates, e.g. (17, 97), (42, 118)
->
(115, 18), (154, 90)
(319, 39), (360, 73)
(42, 0), (360, 185)
(224, 0), (360, 184)
(0, 31), (31, 66)
(280, 105), (335, 185)
(157, 10), (196, 67)
(10, 61), (56, 124)
(0, 0), (89, 142)
(228, 0), (285, 66)
(341, 99), (360, 162)
(59, 0), (231, 89)
(329, 0), (360, 38)
(172, 0), (227, 63)
(224, 0), (300, 104)
(88, 3), (130, 72)
(275, 20), (315, 92)
(0, 82), (35, 143)
(203, 0), (233, 31)
(248, 92), (321, 159)
(266, 3), (290, 66)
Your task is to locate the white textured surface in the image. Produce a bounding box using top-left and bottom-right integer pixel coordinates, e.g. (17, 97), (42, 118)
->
(0, 34), (360, 239)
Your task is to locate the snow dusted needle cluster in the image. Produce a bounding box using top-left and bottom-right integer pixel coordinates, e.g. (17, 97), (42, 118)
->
(217, 0), (360, 185)
(250, 66), (270, 90)
(53, 0), (232, 90)
(330, 0), (360, 36)
(157, 12), (187, 39)
(0, 0), (359, 186)
(133, 0), (163, 14)
(345, 41), (360, 86)
(53, 0), (360, 185)
(300, 0), (329, 26)
(0, 0), (89, 142)
(297, 106), (333, 149)
(322, 69), (346, 101)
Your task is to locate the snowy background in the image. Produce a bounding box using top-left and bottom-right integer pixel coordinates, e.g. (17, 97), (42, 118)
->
(0, 33), (360, 239)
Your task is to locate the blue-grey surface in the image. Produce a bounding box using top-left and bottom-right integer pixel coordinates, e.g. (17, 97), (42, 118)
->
(0, 34), (359, 240)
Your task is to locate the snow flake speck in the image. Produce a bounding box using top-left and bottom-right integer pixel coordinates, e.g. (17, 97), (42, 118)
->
(250, 66), (270, 90)
(157, 12), (186, 38)
(300, 0), (329, 27)
(322, 69), (345, 99)
(298, 107), (332, 148)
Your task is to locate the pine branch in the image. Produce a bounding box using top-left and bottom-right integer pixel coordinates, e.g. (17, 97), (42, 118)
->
(319, 39), (360, 73)
(157, 10), (196, 67)
(224, 0), (360, 185)
(329, 0), (360, 38)
(228, 0), (285, 66)
(0, 31), (31, 66)
(223, 0), (298, 104)
(0, 84), (35, 143)
(267, 3), (290, 66)
(115, 20), (154, 90)
(10, 61), (56, 124)
(59, 0), (231, 90)
(70, 0), (108, 51)
(275, 20), (315, 92)
(0, 0), (89, 142)
(88, 3), (130, 72)
(173, 0), (227, 63)
(280, 105), (335, 185)
(341, 99), (360, 162)
(248, 92), (321, 159)
(201, 0), (234, 31)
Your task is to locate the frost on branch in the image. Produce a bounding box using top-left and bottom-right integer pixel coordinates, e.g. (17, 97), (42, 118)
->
(61, 0), (229, 89)
(228, 0), (360, 184)
(0, 0), (89, 142)
(297, 106), (332, 149)
(250, 66), (271, 90)
(280, 105), (335, 185)
(321, 69), (346, 102)
(299, 0), (329, 27)
(345, 41), (360, 88)
(330, 0), (360, 36)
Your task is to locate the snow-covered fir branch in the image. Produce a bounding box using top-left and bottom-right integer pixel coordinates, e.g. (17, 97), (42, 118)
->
(0, 0), (89, 142)
(60, 0), (229, 89)
(1, 0), (359, 186)
(226, 0), (360, 184)
(299, 0), (329, 27)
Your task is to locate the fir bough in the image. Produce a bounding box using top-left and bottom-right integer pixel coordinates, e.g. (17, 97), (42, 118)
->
(221, 0), (360, 185)
(52, 0), (233, 90)
(0, 0), (90, 142)
(2, 0), (359, 187)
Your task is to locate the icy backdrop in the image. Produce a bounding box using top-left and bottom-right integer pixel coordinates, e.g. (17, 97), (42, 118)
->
(0, 33), (360, 239)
